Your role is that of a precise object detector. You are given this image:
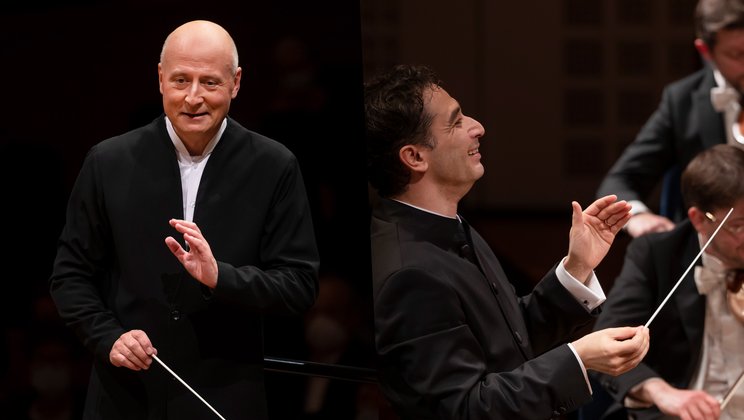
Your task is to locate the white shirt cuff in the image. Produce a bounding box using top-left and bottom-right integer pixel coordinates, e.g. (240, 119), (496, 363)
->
(628, 200), (650, 216)
(567, 343), (592, 395)
(556, 257), (606, 311)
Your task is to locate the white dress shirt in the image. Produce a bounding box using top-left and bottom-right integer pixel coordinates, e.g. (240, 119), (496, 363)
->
(165, 116), (227, 222)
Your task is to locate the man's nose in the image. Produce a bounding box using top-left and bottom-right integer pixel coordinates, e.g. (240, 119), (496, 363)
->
(184, 82), (204, 106)
(468, 116), (485, 138)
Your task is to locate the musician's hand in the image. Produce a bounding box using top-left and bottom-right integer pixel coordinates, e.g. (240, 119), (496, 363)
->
(626, 212), (674, 238)
(639, 378), (720, 420)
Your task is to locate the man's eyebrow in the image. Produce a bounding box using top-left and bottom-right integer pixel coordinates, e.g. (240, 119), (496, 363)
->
(447, 104), (462, 125)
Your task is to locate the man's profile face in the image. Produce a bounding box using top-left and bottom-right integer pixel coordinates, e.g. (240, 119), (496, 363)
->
(701, 199), (744, 269)
(419, 86), (486, 189)
(158, 34), (241, 148)
(709, 28), (744, 93)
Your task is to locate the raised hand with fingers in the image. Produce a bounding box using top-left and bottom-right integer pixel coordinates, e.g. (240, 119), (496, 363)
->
(564, 195), (632, 282)
(164, 219), (219, 288)
(109, 330), (157, 371)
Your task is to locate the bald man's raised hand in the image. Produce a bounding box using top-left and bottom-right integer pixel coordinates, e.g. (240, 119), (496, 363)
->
(165, 219), (219, 289)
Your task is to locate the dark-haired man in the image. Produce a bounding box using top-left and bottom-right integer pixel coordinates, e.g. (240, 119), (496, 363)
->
(366, 65), (650, 420)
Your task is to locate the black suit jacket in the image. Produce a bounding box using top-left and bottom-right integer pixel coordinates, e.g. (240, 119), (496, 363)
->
(591, 220), (704, 419)
(371, 198), (597, 420)
(597, 68), (725, 213)
(50, 116), (319, 419)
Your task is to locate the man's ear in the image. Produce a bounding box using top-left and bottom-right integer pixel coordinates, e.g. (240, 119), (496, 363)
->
(232, 66), (242, 98)
(158, 63), (164, 94)
(398, 144), (428, 174)
(689, 206), (708, 233)
(695, 38), (712, 61)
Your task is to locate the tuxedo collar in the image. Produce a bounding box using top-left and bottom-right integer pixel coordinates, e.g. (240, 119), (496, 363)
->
(373, 197), (468, 255)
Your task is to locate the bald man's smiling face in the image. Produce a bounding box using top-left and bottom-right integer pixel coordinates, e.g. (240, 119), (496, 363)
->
(158, 24), (241, 153)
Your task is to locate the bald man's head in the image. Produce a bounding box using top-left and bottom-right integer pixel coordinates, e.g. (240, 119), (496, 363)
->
(157, 20), (242, 154)
(160, 20), (239, 75)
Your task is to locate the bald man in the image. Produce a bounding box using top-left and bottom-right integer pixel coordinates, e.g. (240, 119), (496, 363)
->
(49, 21), (319, 419)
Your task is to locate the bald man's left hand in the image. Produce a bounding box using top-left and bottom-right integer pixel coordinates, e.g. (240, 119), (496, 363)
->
(564, 195), (632, 282)
(165, 219), (219, 288)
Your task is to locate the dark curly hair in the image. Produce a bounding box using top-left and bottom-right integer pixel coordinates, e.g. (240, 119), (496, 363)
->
(364, 65), (439, 198)
(695, 0), (744, 49)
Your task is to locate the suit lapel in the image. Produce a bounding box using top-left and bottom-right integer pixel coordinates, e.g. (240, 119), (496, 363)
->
(193, 120), (236, 222)
(137, 117), (184, 221)
(692, 70), (726, 150)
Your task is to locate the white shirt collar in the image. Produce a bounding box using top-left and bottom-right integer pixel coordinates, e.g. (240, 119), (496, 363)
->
(392, 198), (459, 220)
(713, 67), (729, 90)
(699, 233), (729, 274)
(165, 116), (227, 163)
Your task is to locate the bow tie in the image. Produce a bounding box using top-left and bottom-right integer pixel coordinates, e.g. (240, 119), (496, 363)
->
(710, 86), (741, 112)
(695, 266), (744, 295)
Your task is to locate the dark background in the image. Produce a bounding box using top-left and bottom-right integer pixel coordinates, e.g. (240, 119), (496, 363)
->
(1, 1), (377, 419)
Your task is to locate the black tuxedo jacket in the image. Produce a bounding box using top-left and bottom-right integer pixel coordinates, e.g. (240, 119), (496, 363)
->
(50, 116), (319, 419)
(371, 198), (597, 420)
(597, 68), (725, 211)
(592, 220), (704, 419)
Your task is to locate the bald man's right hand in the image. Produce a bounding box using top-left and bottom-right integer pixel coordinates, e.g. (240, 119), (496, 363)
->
(110, 330), (157, 371)
(572, 326), (649, 376)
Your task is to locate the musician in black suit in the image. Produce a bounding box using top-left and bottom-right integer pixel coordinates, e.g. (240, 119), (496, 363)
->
(597, 0), (744, 237)
(49, 20), (319, 419)
(592, 144), (744, 420)
(366, 64), (650, 420)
